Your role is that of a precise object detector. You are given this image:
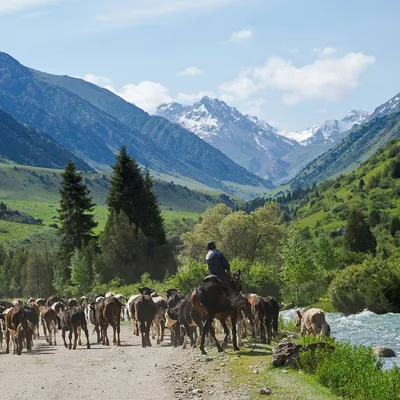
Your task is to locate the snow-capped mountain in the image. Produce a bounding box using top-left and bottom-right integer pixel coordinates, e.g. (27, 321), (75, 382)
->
(278, 110), (370, 146)
(367, 91), (400, 121)
(156, 97), (299, 180)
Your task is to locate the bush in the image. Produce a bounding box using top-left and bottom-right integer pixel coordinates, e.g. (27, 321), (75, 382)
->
(329, 257), (400, 314)
(296, 337), (400, 399)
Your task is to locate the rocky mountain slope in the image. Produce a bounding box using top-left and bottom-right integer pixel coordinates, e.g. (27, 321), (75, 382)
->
(0, 52), (270, 194)
(0, 108), (91, 170)
(291, 110), (400, 188)
(156, 97), (298, 180)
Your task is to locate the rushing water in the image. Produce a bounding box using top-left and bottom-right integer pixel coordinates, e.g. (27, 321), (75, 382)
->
(281, 309), (400, 369)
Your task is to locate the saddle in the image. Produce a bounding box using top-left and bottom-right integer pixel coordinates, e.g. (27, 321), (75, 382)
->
(202, 275), (223, 285)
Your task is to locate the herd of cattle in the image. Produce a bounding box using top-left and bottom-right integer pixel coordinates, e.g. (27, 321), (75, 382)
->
(0, 286), (330, 356)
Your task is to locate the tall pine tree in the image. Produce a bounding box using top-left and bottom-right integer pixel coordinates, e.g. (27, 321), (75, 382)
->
(344, 209), (377, 254)
(58, 161), (97, 268)
(107, 147), (166, 245)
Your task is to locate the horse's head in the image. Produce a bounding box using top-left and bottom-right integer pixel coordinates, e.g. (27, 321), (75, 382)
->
(231, 269), (243, 293)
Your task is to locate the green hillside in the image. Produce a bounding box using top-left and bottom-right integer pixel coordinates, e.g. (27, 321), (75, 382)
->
(286, 139), (400, 256)
(292, 110), (400, 188)
(0, 163), (235, 249)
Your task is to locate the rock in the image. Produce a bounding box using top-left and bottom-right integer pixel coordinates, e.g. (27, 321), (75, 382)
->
(192, 389), (203, 395)
(252, 369), (259, 374)
(259, 388), (272, 395)
(374, 346), (396, 358)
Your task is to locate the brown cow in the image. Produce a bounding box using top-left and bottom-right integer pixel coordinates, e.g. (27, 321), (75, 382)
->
(95, 297), (122, 346)
(5, 305), (28, 355)
(135, 287), (156, 348)
(61, 308), (90, 350)
(296, 308), (330, 336)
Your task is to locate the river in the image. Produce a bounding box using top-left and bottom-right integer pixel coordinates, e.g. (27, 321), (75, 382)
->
(281, 309), (400, 369)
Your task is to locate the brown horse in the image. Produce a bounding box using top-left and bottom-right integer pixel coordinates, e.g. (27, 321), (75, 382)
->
(192, 271), (245, 355)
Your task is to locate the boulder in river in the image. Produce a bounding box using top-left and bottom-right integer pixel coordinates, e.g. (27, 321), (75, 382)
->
(373, 346), (396, 358)
(272, 338), (335, 367)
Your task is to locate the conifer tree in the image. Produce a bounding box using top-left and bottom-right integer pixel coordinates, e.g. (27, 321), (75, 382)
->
(58, 161), (97, 267)
(143, 167), (166, 245)
(344, 209), (377, 254)
(107, 147), (166, 245)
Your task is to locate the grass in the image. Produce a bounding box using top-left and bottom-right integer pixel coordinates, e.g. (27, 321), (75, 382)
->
(0, 163), (230, 249)
(220, 342), (336, 399)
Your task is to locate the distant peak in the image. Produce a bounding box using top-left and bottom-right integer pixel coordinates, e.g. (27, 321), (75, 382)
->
(0, 51), (20, 65)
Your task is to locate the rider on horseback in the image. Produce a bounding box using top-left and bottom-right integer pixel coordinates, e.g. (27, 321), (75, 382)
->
(205, 241), (232, 288)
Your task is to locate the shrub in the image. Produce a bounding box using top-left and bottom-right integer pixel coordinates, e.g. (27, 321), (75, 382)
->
(329, 257), (400, 314)
(296, 337), (400, 400)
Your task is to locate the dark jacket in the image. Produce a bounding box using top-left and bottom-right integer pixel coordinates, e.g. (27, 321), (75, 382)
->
(206, 249), (230, 277)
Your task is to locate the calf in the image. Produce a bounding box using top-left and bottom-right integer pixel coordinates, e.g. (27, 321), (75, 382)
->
(296, 308), (330, 336)
(5, 305), (28, 355)
(151, 296), (167, 345)
(41, 307), (58, 345)
(135, 287), (156, 348)
(95, 297), (122, 346)
(61, 308), (90, 350)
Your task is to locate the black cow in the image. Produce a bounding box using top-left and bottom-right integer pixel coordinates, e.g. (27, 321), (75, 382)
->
(136, 287), (156, 348)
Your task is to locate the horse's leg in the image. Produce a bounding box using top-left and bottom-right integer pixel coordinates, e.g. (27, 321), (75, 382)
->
(208, 314), (223, 353)
(112, 322), (117, 345)
(220, 318), (230, 346)
(78, 326), (82, 346)
(73, 326), (78, 350)
(146, 321), (152, 347)
(140, 321), (146, 348)
(68, 329), (73, 350)
(5, 329), (10, 354)
(83, 324), (91, 349)
(161, 320), (165, 342)
(200, 317), (210, 355)
(62, 328), (68, 348)
(231, 314), (239, 351)
(117, 320), (121, 346)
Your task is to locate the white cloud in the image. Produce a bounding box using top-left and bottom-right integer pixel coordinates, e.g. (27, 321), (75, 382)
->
(82, 73), (172, 113)
(83, 73), (112, 87)
(220, 52), (375, 105)
(95, 0), (235, 27)
(176, 66), (204, 77)
(229, 28), (253, 43)
(312, 47), (337, 58)
(0, 0), (61, 13)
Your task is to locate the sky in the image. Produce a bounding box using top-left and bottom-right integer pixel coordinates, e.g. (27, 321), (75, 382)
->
(0, 0), (400, 131)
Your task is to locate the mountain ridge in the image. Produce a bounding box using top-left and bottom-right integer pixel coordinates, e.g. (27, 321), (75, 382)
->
(0, 52), (271, 195)
(0, 108), (91, 171)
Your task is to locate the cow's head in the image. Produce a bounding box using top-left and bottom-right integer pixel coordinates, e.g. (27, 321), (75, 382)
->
(139, 287), (153, 296)
(295, 310), (303, 327)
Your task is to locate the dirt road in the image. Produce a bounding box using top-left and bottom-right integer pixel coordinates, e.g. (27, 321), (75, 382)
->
(0, 324), (240, 400)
